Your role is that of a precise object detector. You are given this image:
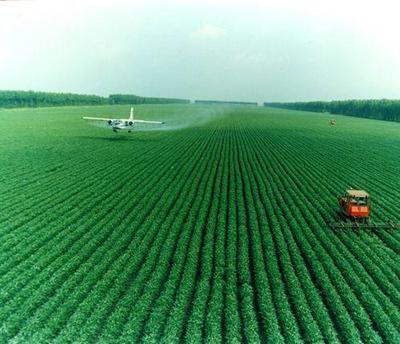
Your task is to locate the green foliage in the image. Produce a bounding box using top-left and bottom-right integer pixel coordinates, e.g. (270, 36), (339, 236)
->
(0, 104), (399, 343)
(109, 94), (190, 105)
(265, 99), (400, 122)
(0, 90), (190, 109)
(195, 99), (258, 106)
(0, 90), (108, 108)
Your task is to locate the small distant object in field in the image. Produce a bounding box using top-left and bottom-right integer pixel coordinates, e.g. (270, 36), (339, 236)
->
(329, 119), (336, 126)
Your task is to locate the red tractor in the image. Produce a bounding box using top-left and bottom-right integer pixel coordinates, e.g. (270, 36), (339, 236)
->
(338, 189), (370, 222)
(330, 189), (399, 229)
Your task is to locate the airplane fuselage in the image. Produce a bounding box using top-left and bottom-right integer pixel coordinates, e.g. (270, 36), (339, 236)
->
(109, 119), (135, 131)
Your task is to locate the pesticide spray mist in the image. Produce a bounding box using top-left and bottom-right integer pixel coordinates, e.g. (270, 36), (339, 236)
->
(135, 106), (226, 132)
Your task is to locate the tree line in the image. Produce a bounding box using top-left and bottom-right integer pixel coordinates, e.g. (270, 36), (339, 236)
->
(264, 99), (400, 122)
(109, 94), (189, 105)
(195, 99), (258, 106)
(0, 90), (190, 108)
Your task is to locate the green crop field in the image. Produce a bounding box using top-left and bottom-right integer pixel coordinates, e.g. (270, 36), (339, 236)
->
(0, 104), (399, 343)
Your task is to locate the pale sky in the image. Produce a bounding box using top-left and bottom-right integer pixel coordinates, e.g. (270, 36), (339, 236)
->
(1, 0), (400, 102)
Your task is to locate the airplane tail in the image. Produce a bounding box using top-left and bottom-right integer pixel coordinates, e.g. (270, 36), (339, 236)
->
(129, 107), (134, 121)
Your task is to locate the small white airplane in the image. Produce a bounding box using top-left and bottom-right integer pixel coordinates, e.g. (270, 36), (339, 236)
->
(82, 107), (165, 132)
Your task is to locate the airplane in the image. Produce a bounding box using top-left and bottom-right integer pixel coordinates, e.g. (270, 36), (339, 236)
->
(82, 107), (165, 132)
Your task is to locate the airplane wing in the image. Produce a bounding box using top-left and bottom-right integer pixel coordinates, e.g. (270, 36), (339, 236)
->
(82, 116), (113, 121)
(134, 120), (165, 124)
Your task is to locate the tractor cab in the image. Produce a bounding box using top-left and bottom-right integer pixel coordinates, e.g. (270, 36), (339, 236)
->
(339, 189), (370, 221)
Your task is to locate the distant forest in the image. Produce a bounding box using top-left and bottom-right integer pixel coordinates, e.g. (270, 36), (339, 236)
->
(109, 94), (189, 105)
(195, 99), (258, 106)
(264, 100), (400, 122)
(0, 90), (189, 108)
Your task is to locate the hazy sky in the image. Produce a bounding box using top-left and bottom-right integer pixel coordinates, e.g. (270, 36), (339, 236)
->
(1, 0), (400, 102)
